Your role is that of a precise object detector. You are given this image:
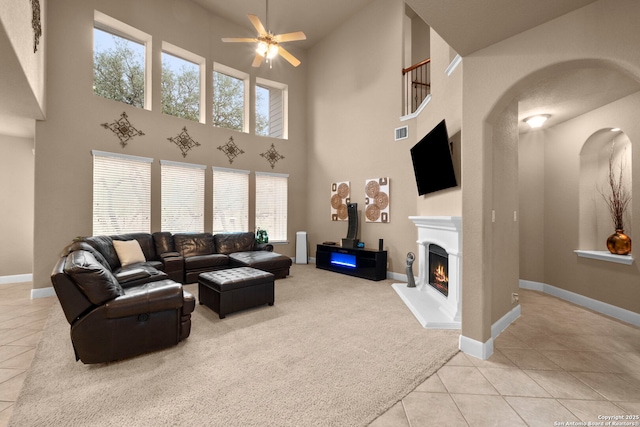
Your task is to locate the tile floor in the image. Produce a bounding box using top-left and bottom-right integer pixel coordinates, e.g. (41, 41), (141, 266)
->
(0, 282), (639, 427)
(371, 289), (640, 426)
(0, 282), (55, 427)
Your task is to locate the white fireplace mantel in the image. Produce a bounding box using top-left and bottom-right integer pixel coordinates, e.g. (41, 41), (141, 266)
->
(392, 216), (462, 329)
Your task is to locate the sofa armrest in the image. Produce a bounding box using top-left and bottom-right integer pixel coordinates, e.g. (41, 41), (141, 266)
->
(159, 253), (184, 283)
(104, 280), (185, 319)
(255, 243), (274, 252)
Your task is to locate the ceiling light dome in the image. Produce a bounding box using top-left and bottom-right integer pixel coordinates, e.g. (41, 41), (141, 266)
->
(524, 114), (550, 129)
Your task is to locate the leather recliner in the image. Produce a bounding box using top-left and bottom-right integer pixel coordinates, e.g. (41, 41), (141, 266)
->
(51, 245), (195, 364)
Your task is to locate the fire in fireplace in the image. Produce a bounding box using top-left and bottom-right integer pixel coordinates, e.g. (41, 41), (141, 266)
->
(428, 244), (449, 297)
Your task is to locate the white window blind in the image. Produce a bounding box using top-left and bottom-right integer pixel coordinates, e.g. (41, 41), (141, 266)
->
(92, 151), (152, 235)
(255, 172), (288, 242)
(161, 160), (205, 233)
(212, 167), (249, 233)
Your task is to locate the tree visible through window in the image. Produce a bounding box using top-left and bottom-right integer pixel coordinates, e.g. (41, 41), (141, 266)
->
(213, 66), (248, 132)
(162, 52), (200, 122)
(93, 27), (146, 108)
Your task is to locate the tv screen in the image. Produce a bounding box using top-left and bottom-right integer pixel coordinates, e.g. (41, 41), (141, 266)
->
(410, 119), (457, 196)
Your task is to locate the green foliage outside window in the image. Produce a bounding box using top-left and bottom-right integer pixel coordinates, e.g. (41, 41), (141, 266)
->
(93, 29), (145, 108)
(162, 53), (200, 122)
(213, 71), (244, 131)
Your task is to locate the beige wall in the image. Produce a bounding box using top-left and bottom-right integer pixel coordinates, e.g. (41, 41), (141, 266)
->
(0, 0), (46, 117)
(518, 131), (545, 283)
(0, 135), (34, 276)
(32, 0), (308, 289)
(307, 0), (419, 274)
(541, 92), (640, 311)
(462, 0), (640, 342)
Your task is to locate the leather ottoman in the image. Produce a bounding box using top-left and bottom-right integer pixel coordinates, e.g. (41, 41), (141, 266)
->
(198, 267), (275, 319)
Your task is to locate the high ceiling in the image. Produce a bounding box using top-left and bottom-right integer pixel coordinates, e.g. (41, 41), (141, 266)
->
(2, 0), (638, 138)
(190, 0), (376, 50)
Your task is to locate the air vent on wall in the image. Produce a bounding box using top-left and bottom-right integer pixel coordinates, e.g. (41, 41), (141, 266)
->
(395, 125), (408, 141)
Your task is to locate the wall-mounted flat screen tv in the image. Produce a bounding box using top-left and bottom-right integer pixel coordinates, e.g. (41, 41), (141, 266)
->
(410, 119), (457, 196)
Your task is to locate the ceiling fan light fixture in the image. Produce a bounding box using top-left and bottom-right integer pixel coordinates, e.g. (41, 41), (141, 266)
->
(524, 114), (550, 129)
(256, 41), (268, 57)
(267, 43), (279, 59)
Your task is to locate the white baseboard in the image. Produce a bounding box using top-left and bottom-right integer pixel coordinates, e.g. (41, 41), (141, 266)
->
(459, 304), (520, 360)
(459, 334), (494, 360)
(31, 286), (56, 299)
(519, 279), (640, 327)
(0, 274), (33, 285)
(491, 304), (521, 339)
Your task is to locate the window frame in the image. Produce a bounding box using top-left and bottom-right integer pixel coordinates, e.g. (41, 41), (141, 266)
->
(161, 41), (206, 123)
(92, 150), (153, 235)
(255, 77), (288, 139)
(213, 62), (250, 133)
(94, 10), (152, 110)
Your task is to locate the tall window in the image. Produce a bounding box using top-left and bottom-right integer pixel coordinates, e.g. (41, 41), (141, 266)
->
(255, 172), (288, 242)
(255, 77), (288, 139)
(162, 42), (205, 123)
(92, 151), (152, 235)
(213, 63), (249, 132)
(212, 167), (249, 233)
(161, 160), (205, 233)
(93, 11), (151, 110)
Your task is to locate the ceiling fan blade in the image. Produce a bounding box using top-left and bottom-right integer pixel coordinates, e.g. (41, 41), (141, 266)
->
(252, 53), (264, 68)
(221, 37), (258, 43)
(278, 46), (301, 67)
(274, 31), (307, 43)
(247, 14), (267, 36)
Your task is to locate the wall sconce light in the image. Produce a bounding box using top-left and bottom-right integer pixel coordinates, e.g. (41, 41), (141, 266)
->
(524, 115), (550, 129)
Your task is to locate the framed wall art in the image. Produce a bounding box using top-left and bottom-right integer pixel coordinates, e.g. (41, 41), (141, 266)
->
(364, 178), (390, 223)
(330, 181), (350, 221)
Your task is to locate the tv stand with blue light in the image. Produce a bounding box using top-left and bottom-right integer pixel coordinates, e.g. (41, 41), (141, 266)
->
(315, 244), (387, 281)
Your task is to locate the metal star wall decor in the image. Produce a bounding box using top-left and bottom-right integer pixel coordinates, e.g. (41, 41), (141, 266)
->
(260, 143), (285, 169)
(101, 112), (145, 147)
(30, 0), (42, 53)
(217, 136), (245, 164)
(168, 127), (201, 158)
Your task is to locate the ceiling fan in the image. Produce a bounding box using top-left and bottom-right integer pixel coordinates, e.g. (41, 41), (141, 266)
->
(221, 0), (306, 68)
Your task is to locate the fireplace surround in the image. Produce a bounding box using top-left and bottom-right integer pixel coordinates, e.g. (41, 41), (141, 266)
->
(392, 216), (462, 329)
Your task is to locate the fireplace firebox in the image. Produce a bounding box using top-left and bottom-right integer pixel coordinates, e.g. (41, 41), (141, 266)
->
(428, 244), (449, 297)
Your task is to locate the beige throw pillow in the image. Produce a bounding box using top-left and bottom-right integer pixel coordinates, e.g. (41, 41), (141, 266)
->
(113, 239), (146, 267)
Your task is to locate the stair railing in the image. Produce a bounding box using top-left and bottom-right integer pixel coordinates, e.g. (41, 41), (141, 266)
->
(402, 58), (430, 116)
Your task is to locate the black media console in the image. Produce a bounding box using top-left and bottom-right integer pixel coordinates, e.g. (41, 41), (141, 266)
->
(315, 244), (387, 281)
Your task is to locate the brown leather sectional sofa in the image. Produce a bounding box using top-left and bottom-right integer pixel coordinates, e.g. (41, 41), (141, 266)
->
(51, 231), (291, 364)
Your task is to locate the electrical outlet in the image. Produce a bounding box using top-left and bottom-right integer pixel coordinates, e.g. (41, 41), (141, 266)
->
(512, 292), (519, 304)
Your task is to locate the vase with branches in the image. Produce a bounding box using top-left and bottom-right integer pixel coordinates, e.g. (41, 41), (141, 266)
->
(600, 140), (632, 255)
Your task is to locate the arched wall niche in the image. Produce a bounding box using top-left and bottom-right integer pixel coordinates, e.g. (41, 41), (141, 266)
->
(579, 129), (633, 249)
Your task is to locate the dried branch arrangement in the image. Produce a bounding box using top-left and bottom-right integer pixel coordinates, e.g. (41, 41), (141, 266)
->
(600, 140), (632, 230)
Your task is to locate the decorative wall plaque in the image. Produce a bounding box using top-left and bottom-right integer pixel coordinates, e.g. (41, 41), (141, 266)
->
(30, 0), (42, 53)
(364, 178), (390, 222)
(168, 127), (200, 157)
(101, 112), (145, 147)
(260, 143), (285, 169)
(217, 136), (245, 164)
(330, 181), (350, 221)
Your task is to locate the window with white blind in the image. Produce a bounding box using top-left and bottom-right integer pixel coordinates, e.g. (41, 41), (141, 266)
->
(161, 160), (205, 233)
(92, 150), (152, 235)
(212, 167), (249, 233)
(255, 171), (288, 242)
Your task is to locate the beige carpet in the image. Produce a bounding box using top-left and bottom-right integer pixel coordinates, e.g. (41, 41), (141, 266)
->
(10, 264), (459, 427)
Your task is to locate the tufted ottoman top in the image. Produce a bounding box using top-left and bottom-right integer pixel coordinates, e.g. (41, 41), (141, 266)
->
(198, 267), (274, 292)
